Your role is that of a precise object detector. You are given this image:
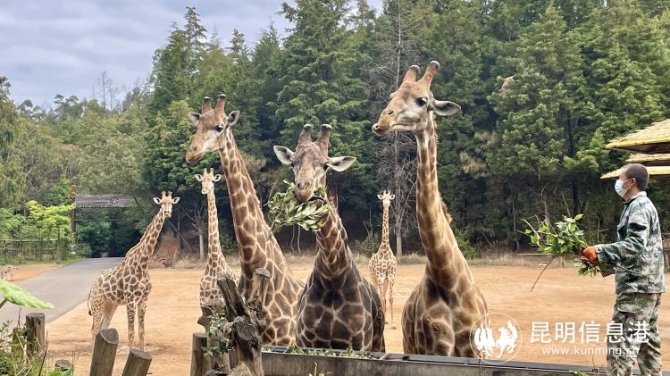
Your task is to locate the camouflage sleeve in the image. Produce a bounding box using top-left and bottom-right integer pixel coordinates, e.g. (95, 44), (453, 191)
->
(596, 208), (649, 270)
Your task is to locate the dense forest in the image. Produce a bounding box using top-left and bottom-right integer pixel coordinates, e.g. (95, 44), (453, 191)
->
(1, 0), (669, 259)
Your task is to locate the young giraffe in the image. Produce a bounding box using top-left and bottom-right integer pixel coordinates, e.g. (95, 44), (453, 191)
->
(368, 190), (398, 330)
(195, 168), (236, 309)
(372, 61), (488, 356)
(274, 124), (385, 352)
(185, 95), (304, 346)
(88, 191), (180, 351)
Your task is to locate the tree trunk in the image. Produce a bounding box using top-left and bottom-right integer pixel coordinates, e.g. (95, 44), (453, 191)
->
(215, 268), (270, 376)
(199, 232), (206, 262)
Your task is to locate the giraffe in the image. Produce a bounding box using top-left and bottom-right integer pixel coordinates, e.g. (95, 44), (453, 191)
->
(273, 124), (385, 352)
(194, 168), (236, 310)
(368, 190), (398, 330)
(87, 191), (180, 351)
(372, 61), (488, 356)
(185, 95), (304, 346)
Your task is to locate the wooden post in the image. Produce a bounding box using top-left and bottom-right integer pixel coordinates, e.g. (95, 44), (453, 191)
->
(121, 348), (152, 376)
(190, 332), (209, 376)
(25, 313), (46, 357)
(90, 328), (119, 376)
(215, 268), (270, 376)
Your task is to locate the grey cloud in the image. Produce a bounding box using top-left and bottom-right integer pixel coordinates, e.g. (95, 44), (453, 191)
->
(0, 0), (382, 107)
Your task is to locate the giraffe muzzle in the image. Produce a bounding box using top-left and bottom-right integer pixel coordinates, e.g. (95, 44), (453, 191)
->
(185, 151), (204, 163)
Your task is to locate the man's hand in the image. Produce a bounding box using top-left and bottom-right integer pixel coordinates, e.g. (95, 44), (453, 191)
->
(580, 246), (599, 266)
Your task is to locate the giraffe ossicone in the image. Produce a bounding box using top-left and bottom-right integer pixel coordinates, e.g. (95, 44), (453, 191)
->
(273, 124), (386, 352)
(88, 191), (180, 351)
(373, 61), (488, 357)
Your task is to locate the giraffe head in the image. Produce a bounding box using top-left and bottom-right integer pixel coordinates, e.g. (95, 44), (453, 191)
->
(152, 191), (180, 218)
(371, 61), (461, 137)
(194, 168), (222, 195)
(185, 95), (240, 163)
(273, 124), (356, 203)
(377, 190), (395, 209)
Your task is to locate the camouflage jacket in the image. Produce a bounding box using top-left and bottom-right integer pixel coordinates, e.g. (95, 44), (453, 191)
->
(596, 192), (665, 294)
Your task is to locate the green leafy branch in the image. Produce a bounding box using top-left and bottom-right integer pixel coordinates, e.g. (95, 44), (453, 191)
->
(0, 279), (54, 310)
(204, 308), (230, 359)
(267, 181), (330, 234)
(523, 214), (600, 291)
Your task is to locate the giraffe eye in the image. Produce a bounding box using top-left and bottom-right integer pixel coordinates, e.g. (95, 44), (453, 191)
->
(416, 97), (428, 106)
(214, 124), (224, 132)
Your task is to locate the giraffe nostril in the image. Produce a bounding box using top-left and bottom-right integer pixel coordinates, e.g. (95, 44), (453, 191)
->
(385, 109), (394, 115)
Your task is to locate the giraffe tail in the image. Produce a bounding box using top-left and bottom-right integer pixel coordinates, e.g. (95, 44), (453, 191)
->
(87, 287), (92, 316)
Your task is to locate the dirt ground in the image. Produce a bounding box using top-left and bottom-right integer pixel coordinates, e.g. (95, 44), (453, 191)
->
(1, 263), (60, 282)
(45, 257), (670, 375)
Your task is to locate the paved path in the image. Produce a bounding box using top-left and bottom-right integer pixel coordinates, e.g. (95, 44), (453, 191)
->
(0, 257), (123, 326)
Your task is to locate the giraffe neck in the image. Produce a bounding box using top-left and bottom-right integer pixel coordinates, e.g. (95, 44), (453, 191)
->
(313, 193), (352, 275)
(125, 211), (167, 270)
(206, 190), (222, 268)
(414, 118), (464, 284)
(217, 131), (286, 278)
(379, 203), (391, 255)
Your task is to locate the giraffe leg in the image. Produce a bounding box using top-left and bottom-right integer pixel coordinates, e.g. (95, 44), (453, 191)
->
(381, 276), (390, 325)
(126, 302), (136, 350)
(100, 301), (118, 331)
(138, 299), (148, 351)
(90, 302), (104, 343)
(388, 273), (396, 329)
(376, 274), (386, 315)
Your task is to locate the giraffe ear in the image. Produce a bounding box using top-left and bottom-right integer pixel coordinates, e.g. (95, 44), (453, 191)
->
(153, 197), (161, 204)
(189, 113), (201, 124)
(390, 194), (395, 200)
(377, 194), (383, 200)
(327, 156), (356, 172)
(194, 174), (203, 182)
(273, 145), (294, 165)
(429, 99), (461, 116)
(213, 174), (222, 182)
(227, 110), (240, 126)
(172, 197), (180, 204)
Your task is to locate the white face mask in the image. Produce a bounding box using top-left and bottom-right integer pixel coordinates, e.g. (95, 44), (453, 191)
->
(614, 178), (631, 198)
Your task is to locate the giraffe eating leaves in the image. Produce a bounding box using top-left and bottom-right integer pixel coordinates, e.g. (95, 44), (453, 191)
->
(273, 124), (386, 352)
(372, 61), (488, 357)
(88, 191), (180, 351)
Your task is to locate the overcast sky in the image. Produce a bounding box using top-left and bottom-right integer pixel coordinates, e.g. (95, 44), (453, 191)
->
(0, 0), (383, 108)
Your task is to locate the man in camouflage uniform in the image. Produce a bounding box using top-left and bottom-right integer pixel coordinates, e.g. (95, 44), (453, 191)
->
(581, 163), (665, 376)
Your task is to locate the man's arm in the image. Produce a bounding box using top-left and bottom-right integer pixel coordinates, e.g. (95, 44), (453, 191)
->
(596, 208), (649, 269)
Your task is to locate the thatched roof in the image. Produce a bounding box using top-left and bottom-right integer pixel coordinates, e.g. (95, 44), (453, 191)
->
(605, 119), (670, 153)
(600, 166), (670, 180)
(626, 153), (670, 166)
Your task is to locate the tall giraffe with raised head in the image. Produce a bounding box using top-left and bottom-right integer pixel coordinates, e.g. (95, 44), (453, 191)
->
(185, 95), (303, 346)
(195, 168), (236, 310)
(88, 191), (180, 350)
(368, 190), (398, 330)
(273, 124), (385, 352)
(372, 61), (488, 356)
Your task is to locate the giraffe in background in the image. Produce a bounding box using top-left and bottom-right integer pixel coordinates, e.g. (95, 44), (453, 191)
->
(88, 191), (180, 350)
(368, 190), (398, 329)
(195, 168), (236, 311)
